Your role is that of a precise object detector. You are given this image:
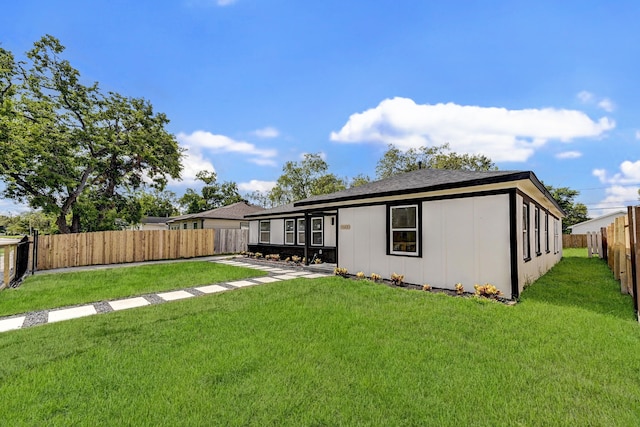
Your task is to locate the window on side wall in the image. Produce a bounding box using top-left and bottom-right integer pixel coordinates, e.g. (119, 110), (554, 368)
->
(545, 212), (549, 253)
(553, 219), (559, 254)
(523, 203), (530, 260)
(193, 222), (198, 229)
(311, 217), (323, 246)
(535, 206), (541, 256)
(297, 218), (305, 245)
(389, 204), (419, 256)
(285, 219), (295, 244)
(259, 221), (270, 243)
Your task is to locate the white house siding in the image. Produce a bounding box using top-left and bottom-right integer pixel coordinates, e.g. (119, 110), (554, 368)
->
(338, 194), (513, 296)
(249, 221), (259, 244)
(324, 215), (337, 247)
(569, 211), (625, 234)
(516, 194), (563, 294)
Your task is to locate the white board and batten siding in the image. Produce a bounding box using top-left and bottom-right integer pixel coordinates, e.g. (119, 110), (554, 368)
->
(338, 194), (513, 297)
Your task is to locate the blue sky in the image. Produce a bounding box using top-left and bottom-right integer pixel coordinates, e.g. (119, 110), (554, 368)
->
(2, 0), (640, 216)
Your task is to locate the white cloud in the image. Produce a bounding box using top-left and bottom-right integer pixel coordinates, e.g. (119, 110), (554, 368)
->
(597, 98), (615, 112)
(217, 0), (236, 5)
(330, 97), (614, 162)
(593, 160), (640, 184)
(238, 180), (276, 193)
(555, 151), (582, 159)
(253, 127), (280, 139)
(577, 90), (594, 104)
(635, 130), (640, 140)
(590, 185), (639, 217)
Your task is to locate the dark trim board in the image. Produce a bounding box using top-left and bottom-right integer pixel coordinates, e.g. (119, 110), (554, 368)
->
(509, 189), (520, 300)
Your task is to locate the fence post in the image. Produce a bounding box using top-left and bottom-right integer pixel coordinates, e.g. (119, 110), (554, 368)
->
(629, 206), (639, 317)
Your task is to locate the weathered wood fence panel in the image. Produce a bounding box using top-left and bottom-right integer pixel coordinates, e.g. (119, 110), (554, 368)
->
(598, 206), (640, 322)
(36, 229), (217, 271)
(214, 229), (248, 254)
(563, 234), (587, 248)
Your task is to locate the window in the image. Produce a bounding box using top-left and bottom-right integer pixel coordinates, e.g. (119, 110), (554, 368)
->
(285, 219), (295, 244)
(545, 213), (549, 253)
(534, 207), (541, 255)
(259, 221), (270, 243)
(193, 222), (198, 229)
(311, 217), (323, 246)
(523, 203), (530, 260)
(390, 205), (419, 255)
(183, 223), (188, 230)
(553, 219), (559, 254)
(297, 219), (305, 245)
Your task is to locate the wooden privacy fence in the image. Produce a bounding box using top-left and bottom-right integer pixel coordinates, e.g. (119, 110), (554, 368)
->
(36, 229), (217, 271)
(563, 234), (587, 248)
(214, 229), (248, 254)
(588, 206), (640, 322)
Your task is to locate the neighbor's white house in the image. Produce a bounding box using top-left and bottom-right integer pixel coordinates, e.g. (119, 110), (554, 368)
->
(245, 169), (565, 300)
(568, 211), (626, 235)
(167, 201), (264, 230)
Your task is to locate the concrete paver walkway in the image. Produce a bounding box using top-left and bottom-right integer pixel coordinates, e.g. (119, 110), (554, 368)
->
(0, 259), (330, 334)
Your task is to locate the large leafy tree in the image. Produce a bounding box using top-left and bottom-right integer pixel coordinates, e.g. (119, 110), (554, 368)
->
(375, 143), (496, 179)
(545, 185), (589, 233)
(0, 35), (182, 233)
(178, 171), (243, 214)
(268, 153), (346, 206)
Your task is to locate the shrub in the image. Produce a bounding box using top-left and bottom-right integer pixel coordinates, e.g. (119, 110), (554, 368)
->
(356, 271), (366, 279)
(370, 273), (382, 282)
(334, 267), (348, 277)
(291, 255), (301, 263)
(254, 252), (263, 259)
(390, 273), (404, 286)
(265, 254), (280, 261)
(455, 283), (464, 295)
(422, 284), (432, 291)
(314, 257), (322, 264)
(473, 283), (503, 299)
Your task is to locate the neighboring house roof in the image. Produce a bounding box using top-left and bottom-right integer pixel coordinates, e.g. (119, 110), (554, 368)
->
(167, 201), (264, 223)
(568, 210), (626, 231)
(246, 168), (564, 218)
(142, 216), (173, 224)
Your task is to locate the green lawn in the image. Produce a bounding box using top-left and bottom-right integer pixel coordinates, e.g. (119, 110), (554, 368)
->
(0, 252), (639, 425)
(0, 261), (265, 317)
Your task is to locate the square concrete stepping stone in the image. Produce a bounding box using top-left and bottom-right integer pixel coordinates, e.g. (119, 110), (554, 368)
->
(227, 280), (258, 288)
(253, 277), (281, 283)
(0, 316), (25, 332)
(273, 274), (300, 280)
(109, 297), (150, 311)
(302, 273), (330, 279)
(252, 266), (280, 271)
(157, 290), (195, 301)
(48, 305), (97, 323)
(282, 271), (308, 276)
(195, 284), (228, 294)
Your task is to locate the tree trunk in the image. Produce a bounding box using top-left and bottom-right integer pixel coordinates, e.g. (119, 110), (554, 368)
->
(71, 212), (81, 233)
(56, 213), (71, 234)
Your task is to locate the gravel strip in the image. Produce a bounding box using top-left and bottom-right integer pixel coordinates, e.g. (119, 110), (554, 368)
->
(94, 301), (114, 314)
(23, 310), (49, 328)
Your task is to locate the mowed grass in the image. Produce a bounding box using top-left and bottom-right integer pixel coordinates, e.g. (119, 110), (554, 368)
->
(0, 261), (265, 317)
(0, 252), (639, 425)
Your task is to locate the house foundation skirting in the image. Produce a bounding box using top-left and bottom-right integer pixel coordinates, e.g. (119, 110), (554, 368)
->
(248, 245), (336, 264)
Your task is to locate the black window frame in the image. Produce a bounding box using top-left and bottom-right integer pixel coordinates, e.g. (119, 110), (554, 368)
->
(523, 203), (531, 261)
(387, 203), (422, 257)
(311, 217), (323, 246)
(534, 206), (541, 256)
(284, 219), (295, 245)
(259, 220), (270, 244)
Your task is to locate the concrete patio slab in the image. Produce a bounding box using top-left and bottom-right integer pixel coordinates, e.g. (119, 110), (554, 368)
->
(195, 284), (228, 294)
(282, 271), (310, 276)
(253, 277), (281, 283)
(157, 290), (195, 301)
(48, 305), (97, 323)
(109, 297), (150, 311)
(227, 280), (258, 288)
(0, 316), (25, 332)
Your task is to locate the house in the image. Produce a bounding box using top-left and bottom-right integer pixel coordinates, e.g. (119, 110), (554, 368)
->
(167, 201), (264, 230)
(568, 210), (625, 235)
(135, 216), (172, 231)
(245, 168), (565, 300)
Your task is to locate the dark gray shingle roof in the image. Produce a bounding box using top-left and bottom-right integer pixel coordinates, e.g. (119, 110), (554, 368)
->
(168, 201), (264, 223)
